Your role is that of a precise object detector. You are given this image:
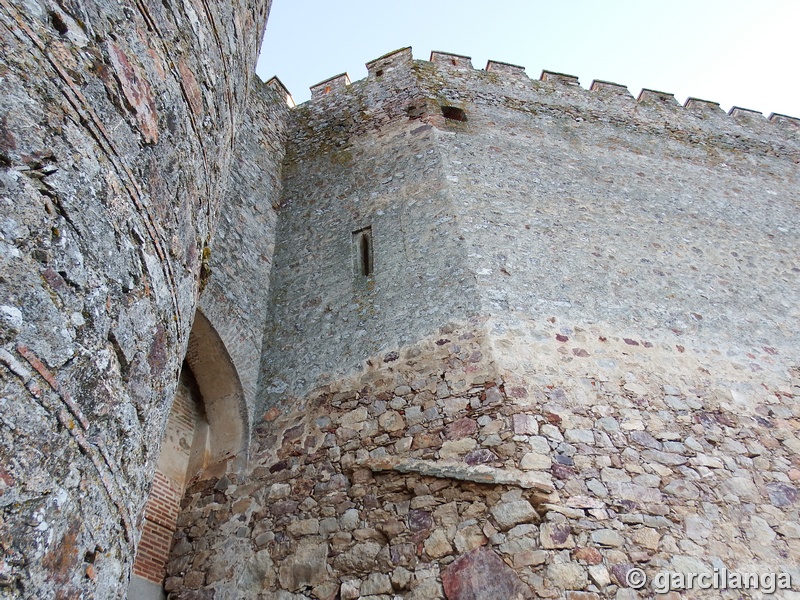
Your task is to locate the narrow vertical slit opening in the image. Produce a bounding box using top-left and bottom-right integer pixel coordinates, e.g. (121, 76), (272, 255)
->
(360, 234), (372, 276)
(353, 226), (373, 277)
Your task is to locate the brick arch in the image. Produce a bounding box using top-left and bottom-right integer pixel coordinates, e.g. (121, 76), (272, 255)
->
(184, 309), (249, 469)
(129, 310), (248, 596)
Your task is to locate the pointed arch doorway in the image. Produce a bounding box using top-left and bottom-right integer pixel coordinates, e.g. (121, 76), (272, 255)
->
(128, 310), (248, 599)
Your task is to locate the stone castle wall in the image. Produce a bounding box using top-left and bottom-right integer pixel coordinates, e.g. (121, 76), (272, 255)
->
(258, 48), (481, 410)
(169, 321), (800, 599)
(1, 1), (798, 595)
(257, 47), (800, 412)
(200, 76), (291, 438)
(0, 0), (272, 597)
(166, 50), (800, 599)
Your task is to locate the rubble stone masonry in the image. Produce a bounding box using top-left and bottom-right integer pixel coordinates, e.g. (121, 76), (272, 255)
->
(168, 50), (799, 599)
(0, 0), (272, 597)
(1, 3), (799, 597)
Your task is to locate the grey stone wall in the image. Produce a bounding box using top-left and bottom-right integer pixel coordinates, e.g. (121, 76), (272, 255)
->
(219, 50), (800, 599)
(199, 77), (291, 443)
(169, 322), (800, 599)
(0, 0), (270, 596)
(258, 48), (481, 410)
(422, 59), (800, 356)
(257, 48), (800, 412)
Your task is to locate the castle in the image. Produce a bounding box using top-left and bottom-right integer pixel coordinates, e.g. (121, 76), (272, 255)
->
(1, 1), (799, 599)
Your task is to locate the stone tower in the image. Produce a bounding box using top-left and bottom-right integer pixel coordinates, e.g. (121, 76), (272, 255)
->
(168, 48), (800, 598)
(1, 6), (799, 600)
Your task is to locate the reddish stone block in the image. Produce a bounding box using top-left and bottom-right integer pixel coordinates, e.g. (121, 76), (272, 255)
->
(441, 547), (532, 600)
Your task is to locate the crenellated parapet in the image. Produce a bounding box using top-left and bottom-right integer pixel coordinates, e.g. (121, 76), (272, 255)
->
(275, 46), (799, 157)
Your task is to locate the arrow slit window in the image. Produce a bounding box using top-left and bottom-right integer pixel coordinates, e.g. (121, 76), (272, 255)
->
(353, 226), (373, 277)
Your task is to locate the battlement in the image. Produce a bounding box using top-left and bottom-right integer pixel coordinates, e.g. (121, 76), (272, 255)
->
(283, 46), (798, 139)
(540, 69), (580, 86)
(365, 46), (413, 77)
(266, 76), (296, 107)
(309, 72), (351, 99)
(485, 59), (526, 76)
(430, 50), (474, 69)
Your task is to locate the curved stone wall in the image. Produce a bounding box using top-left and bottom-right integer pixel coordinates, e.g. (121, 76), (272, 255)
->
(0, 0), (270, 596)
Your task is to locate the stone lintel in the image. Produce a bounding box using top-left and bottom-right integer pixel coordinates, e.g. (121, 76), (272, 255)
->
(358, 456), (556, 494)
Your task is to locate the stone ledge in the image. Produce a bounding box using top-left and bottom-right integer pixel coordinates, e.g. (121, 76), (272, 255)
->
(354, 456), (556, 493)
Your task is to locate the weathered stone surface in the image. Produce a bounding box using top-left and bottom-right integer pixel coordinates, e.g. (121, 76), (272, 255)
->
(591, 529), (624, 547)
(766, 482), (797, 507)
(541, 523), (575, 549)
(465, 449), (499, 465)
(490, 500), (539, 530)
(454, 524), (487, 553)
(361, 457), (554, 491)
(340, 579), (361, 600)
(512, 414), (538, 435)
(546, 563), (588, 590)
(441, 547), (532, 599)
(7, 30), (800, 600)
(440, 438), (478, 459)
(360, 572), (392, 596)
(0, 0), (277, 595)
(277, 543), (330, 591)
(520, 453), (552, 470)
(424, 529), (454, 558)
(409, 577), (445, 600)
(408, 509), (433, 532)
(573, 547), (603, 565)
(332, 542), (384, 574)
(238, 550), (277, 592)
(447, 417), (478, 439)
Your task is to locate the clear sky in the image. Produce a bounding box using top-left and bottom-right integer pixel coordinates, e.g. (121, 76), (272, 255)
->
(256, 0), (800, 118)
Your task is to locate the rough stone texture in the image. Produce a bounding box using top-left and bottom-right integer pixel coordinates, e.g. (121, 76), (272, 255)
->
(0, 0), (274, 596)
(258, 47), (481, 408)
(441, 547), (532, 600)
(4, 35), (800, 600)
(198, 75), (290, 432)
(167, 50), (799, 600)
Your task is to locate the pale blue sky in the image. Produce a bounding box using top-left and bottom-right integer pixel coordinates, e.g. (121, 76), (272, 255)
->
(256, 1), (800, 118)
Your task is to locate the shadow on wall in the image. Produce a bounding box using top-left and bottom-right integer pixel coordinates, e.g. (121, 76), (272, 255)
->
(184, 309), (249, 471)
(129, 309), (248, 595)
